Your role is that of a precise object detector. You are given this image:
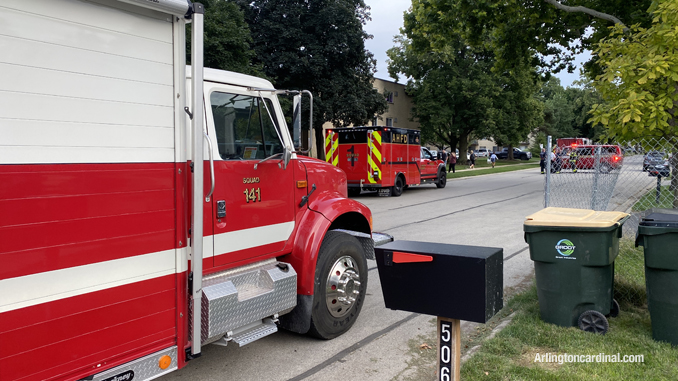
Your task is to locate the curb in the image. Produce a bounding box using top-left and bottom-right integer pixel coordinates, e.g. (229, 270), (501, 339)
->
(461, 312), (517, 363)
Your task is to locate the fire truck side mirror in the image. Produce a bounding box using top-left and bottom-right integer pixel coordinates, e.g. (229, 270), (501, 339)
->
(282, 145), (292, 169)
(292, 94), (302, 150)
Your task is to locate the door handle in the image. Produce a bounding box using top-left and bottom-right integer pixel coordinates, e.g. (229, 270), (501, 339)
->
(204, 132), (215, 202)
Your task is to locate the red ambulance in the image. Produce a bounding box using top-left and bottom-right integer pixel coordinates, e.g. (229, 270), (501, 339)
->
(325, 127), (447, 196)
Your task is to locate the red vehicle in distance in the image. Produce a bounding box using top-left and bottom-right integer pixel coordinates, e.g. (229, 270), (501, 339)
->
(560, 144), (624, 173)
(325, 126), (447, 196)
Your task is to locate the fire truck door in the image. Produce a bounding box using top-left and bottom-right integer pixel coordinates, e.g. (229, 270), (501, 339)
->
(205, 86), (295, 267)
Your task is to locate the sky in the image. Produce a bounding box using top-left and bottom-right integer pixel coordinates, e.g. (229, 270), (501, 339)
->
(363, 0), (588, 88)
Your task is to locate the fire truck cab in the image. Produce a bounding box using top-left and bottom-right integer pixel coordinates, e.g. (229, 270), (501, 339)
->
(0, 1), (379, 380)
(325, 126), (447, 197)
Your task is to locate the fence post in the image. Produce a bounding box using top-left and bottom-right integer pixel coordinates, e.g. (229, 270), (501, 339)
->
(591, 145), (602, 210)
(545, 136), (552, 208)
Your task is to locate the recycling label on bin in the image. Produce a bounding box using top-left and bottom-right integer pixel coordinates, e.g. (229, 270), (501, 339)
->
(555, 239), (576, 260)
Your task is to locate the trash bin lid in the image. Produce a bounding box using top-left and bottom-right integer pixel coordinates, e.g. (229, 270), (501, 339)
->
(640, 212), (678, 227)
(524, 207), (629, 228)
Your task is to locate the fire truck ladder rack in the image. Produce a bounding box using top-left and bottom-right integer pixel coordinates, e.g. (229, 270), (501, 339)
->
(193, 259), (297, 347)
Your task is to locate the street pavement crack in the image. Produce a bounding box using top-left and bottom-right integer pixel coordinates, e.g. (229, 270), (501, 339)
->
(382, 190), (542, 232)
(286, 313), (420, 381)
(385, 182), (529, 211)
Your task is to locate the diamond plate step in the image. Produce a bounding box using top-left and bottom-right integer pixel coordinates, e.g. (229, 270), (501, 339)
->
(232, 320), (278, 347)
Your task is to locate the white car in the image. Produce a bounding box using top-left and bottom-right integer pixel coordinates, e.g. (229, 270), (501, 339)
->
(475, 148), (489, 157)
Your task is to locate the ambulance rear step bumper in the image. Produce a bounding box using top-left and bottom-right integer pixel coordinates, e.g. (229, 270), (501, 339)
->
(199, 259), (297, 345)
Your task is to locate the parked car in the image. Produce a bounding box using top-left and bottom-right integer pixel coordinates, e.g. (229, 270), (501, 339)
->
(643, 151), (667, 172)
(648, 159), (671, 178)
(496, 148), (531, 160)
(475, 148), (489, 157)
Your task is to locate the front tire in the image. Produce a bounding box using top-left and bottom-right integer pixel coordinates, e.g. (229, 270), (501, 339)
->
(308, 231), (368, 339)
(436, 168), (447, 188)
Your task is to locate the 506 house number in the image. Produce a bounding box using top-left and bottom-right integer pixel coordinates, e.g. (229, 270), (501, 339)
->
(243, 188), (261, 203)
(439, 320), (453, 381)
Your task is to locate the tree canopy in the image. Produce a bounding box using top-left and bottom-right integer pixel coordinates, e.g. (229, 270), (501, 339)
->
(408, 0), (653, 78)
(388, 0), (543, 158)
(187, 0), (262, 76)
(234, 0), (387, 157)
(589, 0), (678, 142)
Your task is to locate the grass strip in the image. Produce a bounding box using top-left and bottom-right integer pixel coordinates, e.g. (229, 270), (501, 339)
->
(448, 162), (540, 179)
(459, 239), (677, 380)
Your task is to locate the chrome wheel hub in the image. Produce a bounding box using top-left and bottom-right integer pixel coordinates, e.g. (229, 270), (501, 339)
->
(326, 256), (361, 318)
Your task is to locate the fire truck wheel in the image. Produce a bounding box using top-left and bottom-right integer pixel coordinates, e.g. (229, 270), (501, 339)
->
(436, 168), (447, 188)
(309, 231), (367, 339)
(391, 176), (404, 197)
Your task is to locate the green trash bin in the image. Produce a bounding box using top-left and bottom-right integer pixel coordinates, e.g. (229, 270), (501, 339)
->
(636, 211), (678, 346)
(524, 207), (629, 334)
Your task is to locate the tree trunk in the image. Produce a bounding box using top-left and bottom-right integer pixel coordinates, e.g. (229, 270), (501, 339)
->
(314, 125), (325, 161)
(459, 134), (470, 166)
(508, 144), (514, 160)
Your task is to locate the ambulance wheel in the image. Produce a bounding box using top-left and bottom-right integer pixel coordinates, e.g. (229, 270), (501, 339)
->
(391, 176), (404, 197)
(436, 169), (447, 188)
(309, 231), (367, 339)
(347, 188), (361, 197)
(578, 310), (608, 334)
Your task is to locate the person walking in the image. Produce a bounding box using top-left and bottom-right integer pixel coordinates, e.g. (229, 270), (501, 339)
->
(489, 152), (498, 168)
(469, 151), (476, 169)
(539, 148), (546, 174)
(448, 152), (457, 173)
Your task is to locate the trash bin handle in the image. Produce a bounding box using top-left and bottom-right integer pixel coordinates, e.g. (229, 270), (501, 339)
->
(615, 215), (631, 238)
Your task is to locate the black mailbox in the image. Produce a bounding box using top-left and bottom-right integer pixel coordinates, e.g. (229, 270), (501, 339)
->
(375, 240), (503, 323)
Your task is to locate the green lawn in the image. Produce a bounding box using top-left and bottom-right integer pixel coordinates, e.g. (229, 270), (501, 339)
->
(448, 160), (540, 179)
(458, 239), (678, 380)
(632, 184), (675, 211)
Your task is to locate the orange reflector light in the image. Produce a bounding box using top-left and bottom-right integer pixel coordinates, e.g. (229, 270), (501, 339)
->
(369, 215), (373, 231)
(158, 355), (172, 370)
(296, 180), (308, 188)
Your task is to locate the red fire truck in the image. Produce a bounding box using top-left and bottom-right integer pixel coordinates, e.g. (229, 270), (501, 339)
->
(0, 1), (382, 380)
(325, 127), (447, 197)
(556, 137), (591, 148)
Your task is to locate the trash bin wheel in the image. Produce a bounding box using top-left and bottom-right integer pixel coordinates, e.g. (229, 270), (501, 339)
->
(308, 231), (367, 339)
(578, 310), (609, 334)
(609, 299), (620, 318)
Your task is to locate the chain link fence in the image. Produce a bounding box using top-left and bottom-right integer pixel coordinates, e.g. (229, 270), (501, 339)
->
(543, 136), (677, 308)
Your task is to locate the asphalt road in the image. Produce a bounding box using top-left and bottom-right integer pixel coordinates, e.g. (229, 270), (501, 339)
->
(164, 167), (545, 381)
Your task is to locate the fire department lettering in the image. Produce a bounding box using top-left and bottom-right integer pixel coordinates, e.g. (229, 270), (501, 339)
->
(392, 133), (408, 144)
(243, 177), (260, 184)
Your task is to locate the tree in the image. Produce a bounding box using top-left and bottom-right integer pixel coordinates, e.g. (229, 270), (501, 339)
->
(410, 0), (653, 78)
(491, 65), (544, 159)
(387, 21), (500, 159)
(235, 0), (387, 158)
(187, 0), (262, 76)
(589, 0), (678, 205)
(389, 1), (544, 160)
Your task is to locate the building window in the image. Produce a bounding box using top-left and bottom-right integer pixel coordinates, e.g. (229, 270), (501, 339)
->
(386, 92), (394, 103)
(386, 118), (393, 127)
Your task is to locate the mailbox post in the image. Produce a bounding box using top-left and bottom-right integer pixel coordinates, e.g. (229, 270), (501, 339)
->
(374, 241), (503, 381)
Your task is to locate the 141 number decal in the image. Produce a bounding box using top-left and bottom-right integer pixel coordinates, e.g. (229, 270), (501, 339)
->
(244, 188), (261, 203)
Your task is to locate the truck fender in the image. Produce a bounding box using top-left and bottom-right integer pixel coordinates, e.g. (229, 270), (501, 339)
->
(277, 194), (371, 334)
